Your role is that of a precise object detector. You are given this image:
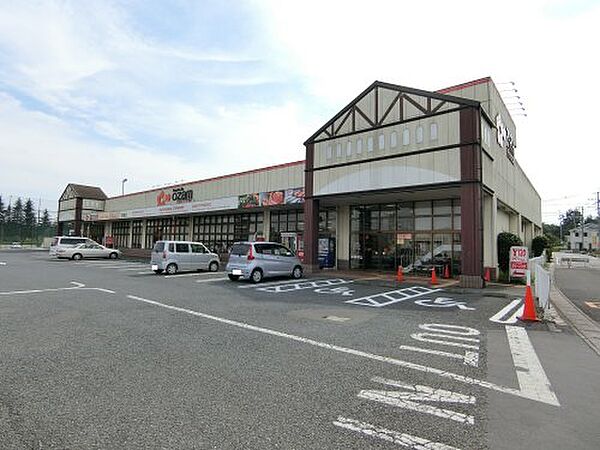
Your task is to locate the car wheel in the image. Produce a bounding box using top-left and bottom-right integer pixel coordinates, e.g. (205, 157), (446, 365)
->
(209, 261), (219, 272)
(228, 274), (240, 281)
(109, 252), (119, 259)
(292, 265), (303, 279)
(250, 269), (263, 284)
(72, 253), (83, 261)
(166, 263), (178, 275)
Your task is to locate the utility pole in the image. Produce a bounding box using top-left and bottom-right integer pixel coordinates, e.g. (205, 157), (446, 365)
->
(581, 205), (585, 251)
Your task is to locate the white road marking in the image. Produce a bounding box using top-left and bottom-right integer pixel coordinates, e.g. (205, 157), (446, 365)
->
(411, 332), (479, 350)
(238, 279), (311, 289)
(314, 286), (354, 296)
(489, 299), (523, 324)
(505, 325), (559, 406)
(359, 377), (476, 425)
(195, 277), (228, 283)
(0, 261), (7, 266)
(333, 416), (461, 449)
(165, 272), (221, 278)
(124, 294), (559, 405)
(0, 281), (115, 295)
(414, 297), (475, 310)
(346, 286), (442, 308)
(257, 278), (352, 293)
(399, 345), (479, 367)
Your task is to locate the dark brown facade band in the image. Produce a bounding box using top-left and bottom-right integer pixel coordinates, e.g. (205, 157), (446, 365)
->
(74, 197), (83, 236)
(459, 107), (484, 288)
(303, 143), (319, 272)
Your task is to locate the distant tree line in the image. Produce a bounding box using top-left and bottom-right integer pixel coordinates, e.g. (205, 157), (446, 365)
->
(0, 195), (55, 244)
(543, 207), (599, 247)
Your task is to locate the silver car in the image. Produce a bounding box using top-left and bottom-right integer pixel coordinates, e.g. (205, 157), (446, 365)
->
(151, 240), (220, 275)
(56, 243), (120, 260)
(225, 241), (303, 283)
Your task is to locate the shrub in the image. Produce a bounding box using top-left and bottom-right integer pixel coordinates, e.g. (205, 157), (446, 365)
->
(497, 232), (523, 273)
(532, 235), (550, 257)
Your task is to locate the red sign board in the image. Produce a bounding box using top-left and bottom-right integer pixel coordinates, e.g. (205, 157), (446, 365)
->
(509, 246), (529, 278)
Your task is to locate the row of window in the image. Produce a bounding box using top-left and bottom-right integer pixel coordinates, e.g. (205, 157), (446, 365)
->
(326, 122), (439, 160)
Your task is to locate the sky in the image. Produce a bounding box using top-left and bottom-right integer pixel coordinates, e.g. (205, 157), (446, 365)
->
(0, 0), (598, 223)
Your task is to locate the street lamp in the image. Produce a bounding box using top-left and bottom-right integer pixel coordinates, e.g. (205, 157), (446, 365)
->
(121, 178), (128, 196)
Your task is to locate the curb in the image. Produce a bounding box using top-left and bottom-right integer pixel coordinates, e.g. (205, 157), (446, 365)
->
(550, 264), (600, 357)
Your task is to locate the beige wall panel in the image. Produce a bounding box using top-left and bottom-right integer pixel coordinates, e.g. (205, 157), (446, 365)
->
(104, 164), (304, 212)
(337, 205), (350, 264)
(314, 149), (460, 196)
(497, 209), (510, 233)
(483, 193), (493, 266)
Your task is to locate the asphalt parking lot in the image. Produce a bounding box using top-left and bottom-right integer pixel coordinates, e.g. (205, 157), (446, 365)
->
(1, 250), (600, 449)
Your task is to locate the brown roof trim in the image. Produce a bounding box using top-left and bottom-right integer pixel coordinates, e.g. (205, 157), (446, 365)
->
(110, 160), (306, 200)
(436, 77), (492, 94)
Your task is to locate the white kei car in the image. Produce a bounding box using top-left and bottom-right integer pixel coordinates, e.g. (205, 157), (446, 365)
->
(56, 243), (121, 260)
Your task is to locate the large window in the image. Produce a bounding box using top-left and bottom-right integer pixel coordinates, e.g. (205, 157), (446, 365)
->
(193, 212), (263, 254)
(270, 209), (303, 242)
(131, 220), (143, 249)
(112, 221), (130, 249)
(144, 217), (189, 249)
(350, 200), (461, 275)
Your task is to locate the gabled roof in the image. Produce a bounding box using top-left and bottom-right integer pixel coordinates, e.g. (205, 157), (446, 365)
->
(60, 184), (107, 201)
(305, 80), (480, 145)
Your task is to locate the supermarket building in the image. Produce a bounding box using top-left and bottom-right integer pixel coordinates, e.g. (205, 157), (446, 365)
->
(57, 77), (541, 287)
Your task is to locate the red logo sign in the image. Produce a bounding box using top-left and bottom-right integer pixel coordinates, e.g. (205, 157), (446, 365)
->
(157, 191), (171, 206)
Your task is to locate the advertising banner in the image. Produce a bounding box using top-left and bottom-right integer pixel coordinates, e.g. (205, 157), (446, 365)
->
(239, 187), (305, 208)
(509, 246), (529, 278)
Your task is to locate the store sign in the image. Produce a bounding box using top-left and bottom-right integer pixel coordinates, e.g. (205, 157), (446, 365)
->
(239, 187), (305, 208)
(156, 187), (194, 206)
(96, 196), (238, 221)
(496, 114), (516, 164)
(509, 246), (529, 278)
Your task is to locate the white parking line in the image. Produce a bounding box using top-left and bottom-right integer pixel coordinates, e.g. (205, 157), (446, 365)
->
(359, 377), (476, 425)
(257, 278), (352, 293)
(346, 286), (442, 308)
(124, 294), (560, 406)
(165, 272), (221, 279)
(333, 416), (461, 449)
(0, 281), (115, 295)
(195, 277), (228, 283)
(505, 325), (559, 406)
(0, 261), (6, 266)
(238, 279), (311, 289)
(489, 299), (524, 324)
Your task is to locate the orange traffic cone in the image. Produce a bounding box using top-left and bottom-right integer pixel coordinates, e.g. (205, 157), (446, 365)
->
(397, 266), (404, 283)
(484, 267), (491, 282)
(443, 265), (450, 279)
(430, 267), (438, 285)
(519, 284), (538, 322)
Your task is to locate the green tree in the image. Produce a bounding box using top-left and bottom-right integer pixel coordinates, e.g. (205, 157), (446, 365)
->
(41, 209), (51, 227)
(24, 198), (36, 227)
(0, 195), (5, 223)
(11, 197), (24, 225)
(532, 235), (550, 257)
(542, 223), (561, 243)
(560, 208), (583, 233)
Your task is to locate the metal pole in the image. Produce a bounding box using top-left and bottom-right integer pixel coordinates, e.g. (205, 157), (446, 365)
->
(581, 206), (585, 251)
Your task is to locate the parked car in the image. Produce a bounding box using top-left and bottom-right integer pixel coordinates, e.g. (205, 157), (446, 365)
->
(56, 242), (120, 260)
(225, 241), (303, 283)
(10, 242), (23, 249)
(150, 240), (220, 275)
(49, 236), (96, 257)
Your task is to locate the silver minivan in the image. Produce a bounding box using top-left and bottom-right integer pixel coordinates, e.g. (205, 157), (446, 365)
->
(49, 236), (95, 257)
(225, 241), (303, 283)
(151, 240), (220, 275)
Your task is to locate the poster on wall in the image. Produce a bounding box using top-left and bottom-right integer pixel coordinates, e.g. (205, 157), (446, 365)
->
(239, 193), (260, 208)
(260, 191), (285, 206)
(285, 188), (305, 204)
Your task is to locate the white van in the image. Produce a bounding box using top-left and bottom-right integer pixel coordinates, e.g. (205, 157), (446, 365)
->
(49, 236), (95, 257)
(150, 240), (220, 275)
